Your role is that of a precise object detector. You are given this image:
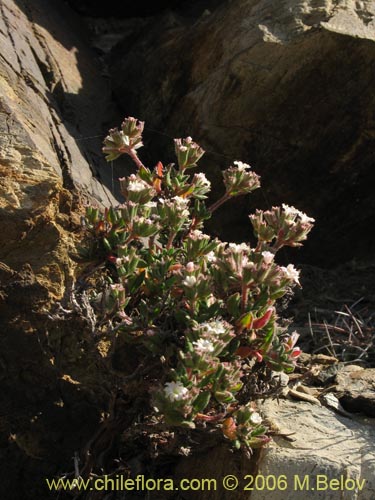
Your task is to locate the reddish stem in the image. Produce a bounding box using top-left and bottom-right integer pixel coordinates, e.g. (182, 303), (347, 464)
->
(126, 148), (146, 170)
(208, 193), (231, 213)
(241, 282), (248, 311)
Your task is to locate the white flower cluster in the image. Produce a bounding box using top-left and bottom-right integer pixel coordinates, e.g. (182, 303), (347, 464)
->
(280, 264), (300, 285)
(233, 160), (251, 171)
(228, 242), (251, 253)
(159, 196), (190, 218)
(164, 381), (189, 401)
(198, 320), (227, 336)
(282, 204), (315, 224)
(127, 174), (150, 192)
(193, 338), (215, 353)
(189, 229), (210, 241)
(193, 172), (211, 189)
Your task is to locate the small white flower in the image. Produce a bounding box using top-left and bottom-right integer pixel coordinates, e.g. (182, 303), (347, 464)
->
(172, 196), (189, 209)
(179, 146), (188, 152)
(282, 204), (314, 224)
(262, 251), (274, 265)
(128, 180), (148, 192)
(115, 258), (123, 266)
(233, 160), (251, 171)
(193, 339), (215, 353)
(164, 381), (189, 401)
(280, 264), (300, 285)
(206, 251), (217, 263)
(250, 412), (262, 425)
(182, 275), (197, 288)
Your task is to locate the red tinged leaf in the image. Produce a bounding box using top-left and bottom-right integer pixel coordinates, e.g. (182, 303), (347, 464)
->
(253, 308), (273, 330)
(157, 161), (163, 177)
(153, 161), (163, 193)
(290, 347), (302, 358)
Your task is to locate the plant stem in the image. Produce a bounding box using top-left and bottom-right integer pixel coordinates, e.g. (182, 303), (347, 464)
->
(127, 149), (146, 170)
(166, 231), (176, 250)
(208, 193), (231, 213)
(241, 282), (248, 311)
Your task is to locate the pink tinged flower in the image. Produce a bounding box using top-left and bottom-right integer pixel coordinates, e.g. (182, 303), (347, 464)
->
(164, 381), (189, 401)
(189, 229), (210, 241)
(261, 251), (274, 265)
(186, 262), (195, 273)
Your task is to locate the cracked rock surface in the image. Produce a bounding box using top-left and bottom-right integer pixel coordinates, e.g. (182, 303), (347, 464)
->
(0, 1), (116, 498)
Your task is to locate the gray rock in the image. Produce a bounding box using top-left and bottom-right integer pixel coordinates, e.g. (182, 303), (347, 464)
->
(252, 398), (375, 500)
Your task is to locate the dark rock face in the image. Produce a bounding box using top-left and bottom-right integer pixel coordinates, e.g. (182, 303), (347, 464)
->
(110, 0), (375, 266)
(64, 0), (224, 18)
(0, 1), (115, 498)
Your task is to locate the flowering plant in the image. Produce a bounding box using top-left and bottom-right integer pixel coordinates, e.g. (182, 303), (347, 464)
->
(81, 117), (314, 451)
